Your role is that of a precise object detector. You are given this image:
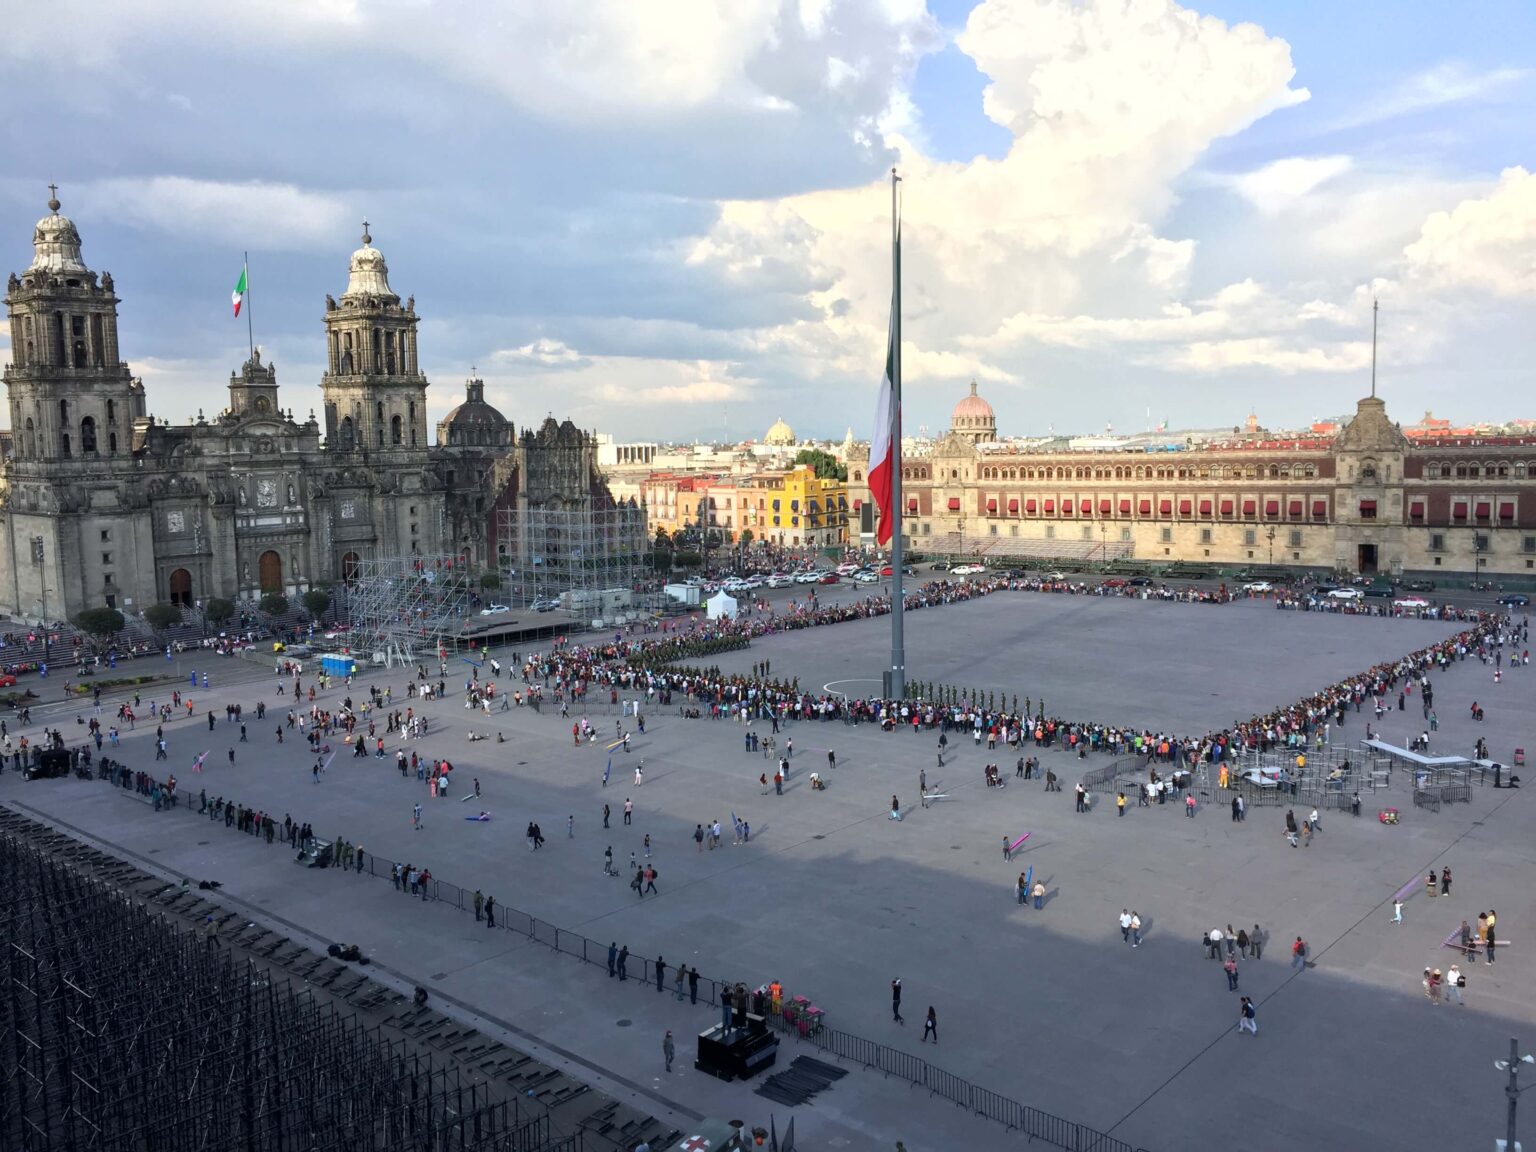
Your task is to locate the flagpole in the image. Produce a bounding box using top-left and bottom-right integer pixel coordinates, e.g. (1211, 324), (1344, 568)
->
(244, 251), (254, 365)
(888, 167), (905, 700)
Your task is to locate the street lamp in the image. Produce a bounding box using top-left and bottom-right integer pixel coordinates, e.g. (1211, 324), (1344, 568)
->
(1265, 526), (1276, 569)
(1495, 1039), (1535, 1151)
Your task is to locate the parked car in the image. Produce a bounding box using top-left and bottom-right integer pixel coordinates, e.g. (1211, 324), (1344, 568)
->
(766, 573), (793, 588)
(531, 598), (560, 612)
(478, 604), (510, 615)
(853, 571), (880, 583)
(1103, 578), (1128, 588)
(1498, 593), (1531, 607)
(793, 571), (822, 584)
(835, 563), (860, 575)
(1127, 577), (1154, 587)
(1326, 588), (1364, 600)
(817, 573), (840, 585)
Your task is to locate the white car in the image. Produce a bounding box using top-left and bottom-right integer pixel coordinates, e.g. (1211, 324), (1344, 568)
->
(953, 564), (986, 576)
(1043, 571), (1069, 582)
(766, 573), (793, 588)
(1394, 597), (1430, 609)
(1242, 581), (1273, 593)
(794, 571), (822, 584)
(478, 604), (510, 615)
(853, 571), (880, 583)
(835, 563), (860, 575)
(1327, 588), (1364, 600)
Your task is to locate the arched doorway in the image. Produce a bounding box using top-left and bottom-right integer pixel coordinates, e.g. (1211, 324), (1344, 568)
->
(341, 551), (360, 583)
(168, 568), (193, 606)
(258, 550), (283, 592)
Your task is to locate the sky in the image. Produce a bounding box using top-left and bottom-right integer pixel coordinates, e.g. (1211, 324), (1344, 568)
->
(1, 0), (1533, 444)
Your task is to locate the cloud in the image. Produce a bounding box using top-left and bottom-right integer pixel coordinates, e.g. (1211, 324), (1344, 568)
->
(81, 177), (351, 250)
(1330, 61), (1530, 131)
(1400, 167), (1536, 297)
(1226, 155), (1352, 214)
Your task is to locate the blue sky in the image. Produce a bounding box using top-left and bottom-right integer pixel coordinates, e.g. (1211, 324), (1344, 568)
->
(2, 1), (1532, 443)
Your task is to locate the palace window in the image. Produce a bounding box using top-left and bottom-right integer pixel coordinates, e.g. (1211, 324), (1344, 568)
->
(1200, 528), (1212, 544)
(1243, 529), (1257, 546)
(1429, 534), (1445, 552)
(1289, 529), (1303, 547)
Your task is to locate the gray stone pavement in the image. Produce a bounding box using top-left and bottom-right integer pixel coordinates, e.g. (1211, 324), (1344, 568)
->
(2, 596), (1532, 1152)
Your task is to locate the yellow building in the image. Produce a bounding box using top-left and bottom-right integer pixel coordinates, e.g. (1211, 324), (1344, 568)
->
(640, 465), (848, 548)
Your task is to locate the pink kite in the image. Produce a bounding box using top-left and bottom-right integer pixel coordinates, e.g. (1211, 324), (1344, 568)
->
(1008, 833), (1031, 853)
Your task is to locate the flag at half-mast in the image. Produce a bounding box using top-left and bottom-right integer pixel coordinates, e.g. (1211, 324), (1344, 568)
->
(232, 264), (248, 317)
(868, 293), (898, 546)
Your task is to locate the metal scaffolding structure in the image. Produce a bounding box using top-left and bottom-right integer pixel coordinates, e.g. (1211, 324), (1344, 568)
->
(499, 503), (650, 613)
(0, 833), (552, 1152)
(346, 553), (480, 668)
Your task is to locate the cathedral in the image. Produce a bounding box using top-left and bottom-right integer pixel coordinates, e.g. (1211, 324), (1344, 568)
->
(0, 193), (451, 622)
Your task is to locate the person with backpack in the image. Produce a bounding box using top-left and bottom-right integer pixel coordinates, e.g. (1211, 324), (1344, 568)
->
(1238, 996), (1257, 1035)
(1291, 936), (1308, 971)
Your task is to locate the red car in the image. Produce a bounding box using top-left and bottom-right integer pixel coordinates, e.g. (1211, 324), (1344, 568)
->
(0, 674), (16, 687)
(1102, 578), (1127, 588)
(880, 566), (893, 576)
(818, 573), (840, 585)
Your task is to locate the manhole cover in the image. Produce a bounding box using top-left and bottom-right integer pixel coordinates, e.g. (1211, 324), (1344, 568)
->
(616, 1018), (633, 1028)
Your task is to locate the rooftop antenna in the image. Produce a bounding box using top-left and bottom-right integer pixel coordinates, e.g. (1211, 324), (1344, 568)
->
(1370, 298), (1378, 398)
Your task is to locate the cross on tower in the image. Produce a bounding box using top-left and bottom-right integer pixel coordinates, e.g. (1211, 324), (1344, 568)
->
(47, 183), (60, 212)
(361, 218), (371, 244)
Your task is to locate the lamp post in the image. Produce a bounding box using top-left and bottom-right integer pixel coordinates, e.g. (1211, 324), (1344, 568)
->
(1495, 1037), (1534, 1150)
(1265, 526), (1276, 569)
(1100, 521), (1107, 566)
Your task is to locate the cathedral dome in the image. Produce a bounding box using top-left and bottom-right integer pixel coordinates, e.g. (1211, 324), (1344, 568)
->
(30, 188), (88, 276)
(439, 378), (511, 446)
(951, 380), (994, 424)
(764, 416), (795, 446)
(344, 222), (395, 298)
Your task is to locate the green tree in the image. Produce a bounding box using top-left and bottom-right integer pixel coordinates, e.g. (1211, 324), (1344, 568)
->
(204, 598), (235, 627)
(302, 589), (332, 617)
(654, 527), (673, 549)
(260, 592), (289, 616)
(794, 448), (848, 482)
(74, 607), (126, 646)
(739, 529), (754, 547)
(142, 603), (183, 633)
(478, 573), (501, 590)
(673, 550), (703, 569)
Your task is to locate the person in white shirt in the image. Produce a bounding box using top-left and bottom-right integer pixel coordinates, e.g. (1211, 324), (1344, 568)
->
(1120, 910), (1132, 944)
(1446, 964), (1464, 1004)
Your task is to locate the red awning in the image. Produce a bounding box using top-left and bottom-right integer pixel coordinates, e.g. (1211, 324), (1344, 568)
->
(1500, 501), (1515, 520)
(907, 498), (918, 512)
(1475, 501), (1491, 518)
(1288, 500), (1303, 517)
(1360, 499), (1377, 514)
(986, 498), (998, 512)
(1119, 499), (1131, 515)
(1178, 499), (1192, 515)
(1099, 499), (1111, 514)
(947, 497), (961, 511)
(1044, 499), (1056, 514)
(1312, 499), (1327, 518)
(1242, 499), (1256, 516)
(1221, 499), (1234, 516)
(1452, 503), (1468, 520)
(1025, 499), (1037, 513)
(1409, 500), (1424, 518)
(853, 498), (862, 510)
(1139, 499), (1152, 515)
(1264, 499), (1280, 516)
(1008, 498), (1019, 513)
(1159, 499), (1172, 515)
(1199, 499), (1212, 516)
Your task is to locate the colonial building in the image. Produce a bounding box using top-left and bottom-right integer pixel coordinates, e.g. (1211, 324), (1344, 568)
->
(847, 383), (1536, 580)
(436, 376), (514, 571)
(0, 194), (445, 622)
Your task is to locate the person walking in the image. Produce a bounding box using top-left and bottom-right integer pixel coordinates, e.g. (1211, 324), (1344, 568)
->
(891, 978), (904, 1024)
(663, 1030), (675, 1072)
(617, 946), (629, 981)
(1446, 963), (1464, 1005)
(1291, 936), (1308, 971)
(1117, 792), (1126, 817)
(1016, 872), (1028, 905)
(1120, 909), (1132, 943)
(623, 798), (633, 826)
(1236, 926), (1250, 957)
(1003, 835), (1013, 862)
(1237, 996), (1257, 1035)
(1301, 819), (1312, 847)
(413, 802), (423, 830)
(1250, 925), (1264, 960)
(921, 1007), (937, 1044)
(608, 942), (618, 977)
(1224, 955), (1240, 991)
(688, 966), (699, 1005)
(1425, 870), (1437, 898)
(1440, 866), (1451, 897)
(1130, 911), (1142, 948)
(1032, 880), (1045, 910)
(1486, 910), (1497, 963)
(655, 956), (666, 992)
(1392, 899), (1403, 925)
(674, 963), (686, 1000)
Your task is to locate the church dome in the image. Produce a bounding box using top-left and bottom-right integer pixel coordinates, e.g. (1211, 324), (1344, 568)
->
(344, 222), (395, 298)
(439, 378), (511, 446)
(30, 188), (88, 275)
(951, 380), (994, 424)
(764, 416), (795, 446)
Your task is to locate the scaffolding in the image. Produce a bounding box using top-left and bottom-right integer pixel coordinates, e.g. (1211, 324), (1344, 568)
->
(499, 503), (650, 614)
(0, 833), (548, 1152)
(346, 553), (480, 668)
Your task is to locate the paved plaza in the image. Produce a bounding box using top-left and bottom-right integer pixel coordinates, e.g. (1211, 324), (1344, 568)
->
(3, 592), (1532, 1152)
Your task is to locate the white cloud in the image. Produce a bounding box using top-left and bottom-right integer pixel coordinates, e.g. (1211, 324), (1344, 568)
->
(1227, 155), (1352, 214)
(1330, 61), (1530, 131)
(82, 178), (351, 250)
(1400, 167), (1536, 297)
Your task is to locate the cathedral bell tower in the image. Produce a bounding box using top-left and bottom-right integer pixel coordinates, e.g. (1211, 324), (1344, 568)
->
(319, 223), (429, 456)
(4, 187), (144, 468)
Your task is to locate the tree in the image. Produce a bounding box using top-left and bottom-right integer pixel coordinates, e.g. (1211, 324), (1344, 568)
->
(74, 607), (125, 646)
(673, 550), (703, 569)
(654, 527), (673, 549)
(794, 448), (848, 482)
(478, 573), (501, 590)
(204, 598), (235, 627)
(302, 589), (332, 617)
(739, 530), (754, 547)
(260, 592), (289, 616)
(143, 603), (183, 633)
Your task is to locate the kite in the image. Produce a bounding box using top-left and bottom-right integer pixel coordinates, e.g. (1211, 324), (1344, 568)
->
(192, 750), (211, 773)
(464, 812), (492, 822)
(603, 755), (612, 787)
(1009, 832), (1031, 853)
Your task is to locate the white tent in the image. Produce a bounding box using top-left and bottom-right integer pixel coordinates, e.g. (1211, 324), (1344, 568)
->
(706, 590), (739, 620)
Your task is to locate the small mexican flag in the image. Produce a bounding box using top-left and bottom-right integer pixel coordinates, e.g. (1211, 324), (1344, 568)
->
(232, 265), (248, 317)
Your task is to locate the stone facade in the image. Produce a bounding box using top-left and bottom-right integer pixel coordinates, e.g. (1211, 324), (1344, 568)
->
(847, 385), (1536, 580)
(0, 197), (446, 623)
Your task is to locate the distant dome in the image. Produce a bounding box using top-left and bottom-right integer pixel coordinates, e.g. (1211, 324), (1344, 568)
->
(344, 222), (395, 298)
(30, 188), (88, 275)
(439, 378), (511, 447)
(950, 380), (997, 445)
(764, 416), (795, 446)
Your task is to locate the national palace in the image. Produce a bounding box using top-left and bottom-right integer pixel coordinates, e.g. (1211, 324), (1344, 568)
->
(845, 383), (1536, 581)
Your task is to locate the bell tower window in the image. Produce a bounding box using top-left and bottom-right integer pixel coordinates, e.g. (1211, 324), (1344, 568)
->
(391, 414), (402, 445)
(80, 416), (97, 454)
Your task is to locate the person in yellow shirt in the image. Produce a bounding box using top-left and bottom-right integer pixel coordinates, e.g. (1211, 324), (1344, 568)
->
(1117, 792), (1126, 817)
